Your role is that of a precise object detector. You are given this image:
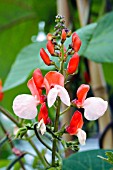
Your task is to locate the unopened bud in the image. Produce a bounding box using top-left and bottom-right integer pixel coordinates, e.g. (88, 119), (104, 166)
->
(46, 40), (55, 55)
(61, 29), (67, 42)
(67, 53), (79, 74)
(40, 48), (51, 66)
(72, 32), (81, 52)
(47, 33), (53, 41)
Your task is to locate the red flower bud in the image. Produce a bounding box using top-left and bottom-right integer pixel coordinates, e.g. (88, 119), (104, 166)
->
(46, 40), (55, 55)
(38, 102), (50, 124)
(67, 53), (79, 74)
(66, 110), (83, 135)
(33, 68), (44, 89)
(61, 29), (67, 41)
(47, 33), (53, 41)
(40, 48), (51, 65)
(0, 79), (4, 101)
(72, 32), (81, 52)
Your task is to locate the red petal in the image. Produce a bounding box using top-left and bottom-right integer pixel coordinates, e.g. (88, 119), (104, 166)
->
(67, 53), (79, 74)
(33, 69), (44, 89)
(72, 32), (81, 52)
(77, 84), (90, 106)
(40, 48), (51, 65)
(44, 71), (64, 93)
(38, 102), (49, 124)
(66, 110), (83, 135)
(46, 40), (54, 55)
(27, 78), (42, 102)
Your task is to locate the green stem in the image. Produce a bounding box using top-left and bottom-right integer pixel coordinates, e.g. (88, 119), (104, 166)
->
(60, 106), (71, 116)
(27, 137), (47, 167)
(52, 98), (61, 166)
(0, 106), (47, 167)
(0, 106), (21, 127)
(60, 44), (64, 74)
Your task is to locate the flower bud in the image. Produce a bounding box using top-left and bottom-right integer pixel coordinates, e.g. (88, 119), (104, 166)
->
(47, 33), (53, 41)
(61, 29), (67, 42)
(40, 48), (51, 65)
(72, 32), (81, 52)
(67, 53), (79, 74)
(46, 40), (55, 55)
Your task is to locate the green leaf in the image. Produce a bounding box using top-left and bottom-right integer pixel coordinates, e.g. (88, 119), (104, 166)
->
(0, 159), (10, 168)
(63, 149), (113, 170)
(84, 11), (113, 62)
(3, 41), (54, 91)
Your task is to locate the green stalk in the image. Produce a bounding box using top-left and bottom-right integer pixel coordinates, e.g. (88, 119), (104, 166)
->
(52, 97), (61, 166)
(0, 106), (21, 127)
(0, 106), (47, 168)
(60, 44), (64, 74)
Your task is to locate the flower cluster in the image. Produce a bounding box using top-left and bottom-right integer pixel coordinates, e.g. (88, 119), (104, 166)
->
(13, 15), (108, 150)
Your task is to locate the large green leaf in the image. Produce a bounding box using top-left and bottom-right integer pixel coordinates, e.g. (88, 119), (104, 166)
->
(3, 41), (55, 91)
(84, 11), (113, 62)
(63, 149), (113, 170)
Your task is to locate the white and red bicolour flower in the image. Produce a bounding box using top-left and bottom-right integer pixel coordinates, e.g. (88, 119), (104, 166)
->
(44, 71), (70, 107)
(13, 69), (45, 119)
(72, 84), (108, 120)
(66, 110), (86, 145)
(13, 69), (70, 119)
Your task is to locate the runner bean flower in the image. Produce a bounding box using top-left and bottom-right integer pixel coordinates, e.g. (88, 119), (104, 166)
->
(11, 15), (108, 169)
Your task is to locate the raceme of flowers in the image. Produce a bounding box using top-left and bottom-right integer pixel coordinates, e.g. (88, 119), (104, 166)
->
(12, 19), (108, 146)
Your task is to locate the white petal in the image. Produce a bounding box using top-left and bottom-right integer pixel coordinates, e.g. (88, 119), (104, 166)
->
(83, 97), (108, 120)
(38, 119), (46, 135)
(13, 94), (37, 119)
(55, 85), (70, 106)
(76, 128), (86, 145)
(47, 87), (58, 107)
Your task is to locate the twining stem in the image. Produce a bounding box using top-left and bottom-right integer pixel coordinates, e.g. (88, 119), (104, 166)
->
(0, 106), (21, 127)
(0, 106), (47, 168)
(52, 97), (61, 166)
(34, 123), (61, 162)
(27, 136), (47, 167)
(1, 121), (25, 170)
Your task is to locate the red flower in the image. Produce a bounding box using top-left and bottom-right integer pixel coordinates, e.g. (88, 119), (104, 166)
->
(40, 48), (51, 65)
(0, 79), (4, 101)
(72, 32), (81, 52)
(67, 53), (79, 74)
(38, 102), (50, 124)
(66, 110), (83, 135)
(74, 84), (90, 107)
(46, 40), (55, 55)
(66, 110), (86, 145)
(72, 84), (108, 121)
